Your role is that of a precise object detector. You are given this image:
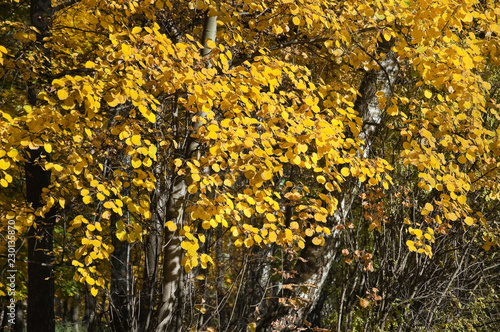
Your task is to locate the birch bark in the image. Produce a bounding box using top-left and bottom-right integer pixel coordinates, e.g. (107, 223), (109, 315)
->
(260, 43), (399, 331)
(156, 13), (218, 332)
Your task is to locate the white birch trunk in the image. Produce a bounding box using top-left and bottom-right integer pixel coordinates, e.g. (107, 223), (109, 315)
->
(261, 46), (399, 331)
(155, 13), (218, 332)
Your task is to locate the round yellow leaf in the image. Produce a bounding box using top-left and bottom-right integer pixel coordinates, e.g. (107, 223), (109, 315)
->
(464, 217), (474, 226)
(266, 213), (276, 222)
(312, 237), (322, 245)
(0, 159), (10, 170)
(131, 135), (141, 145)
(57, 89), (68, 100)
(298, 143), (308, 153)
(166, 221), (177, 232)
(131, 158), (141, 168)
(341, 167), (350, 177)
(262, 169), (272, 180)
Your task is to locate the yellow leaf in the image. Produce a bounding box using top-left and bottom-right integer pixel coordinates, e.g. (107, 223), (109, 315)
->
(262, 169), (272, 180)
(122, 43), (131, 57)
(464, 217), (474, 226)
(132, 158), (141, 168)
(298, 144), (308, 153)
(424, 90), (432, 99)
(86, 276), (95, 285)
(116, 230), (127, 241)
(248, 322), (257, 332)
(44, 143), (52, 153)
(268, 231), (277, 242)
(57, 89), (68, 100)
(131, 135), (141, 145)
(208, 124), (219, 132)
(0, 159), (10, 170)
(244, 237), (254, 247)
(90, 287), (98, 297)
(83, 196), (92, 204)
(341, 167), (350, 177)
(312, 237), (322, 245)
(457, 195), (467, 204)
(292, 16), (300, 26)
(266, 213), (276, 222)
(413, 229), (423, 238)
(166, 221), (177, 231)
(206, 39), (216, 49)
(7, 150), (18, 158)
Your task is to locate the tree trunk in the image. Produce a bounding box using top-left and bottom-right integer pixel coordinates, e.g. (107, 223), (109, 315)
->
(26, 1), (55, 331)
(155, 179), (185, 332)
(72, 295), (81, 332)
(84, 285), (97, 332)
(155, 13), (218, 332)
(26, 149), (55, 332)
(14, 301), (23, 332)
(138, 215), (162, 332)
(110, 214), (132, 332)
(259, 42), (399, 331)
(139, 161), (167, 332)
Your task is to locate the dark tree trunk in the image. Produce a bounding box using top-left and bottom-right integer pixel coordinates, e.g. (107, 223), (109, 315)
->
(84, 286), (97, 332)
(26, 1), (55, 331)
(26, 147), (55, 332)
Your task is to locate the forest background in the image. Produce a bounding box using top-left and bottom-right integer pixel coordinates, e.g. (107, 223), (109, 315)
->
(0, 0), (499, 331)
